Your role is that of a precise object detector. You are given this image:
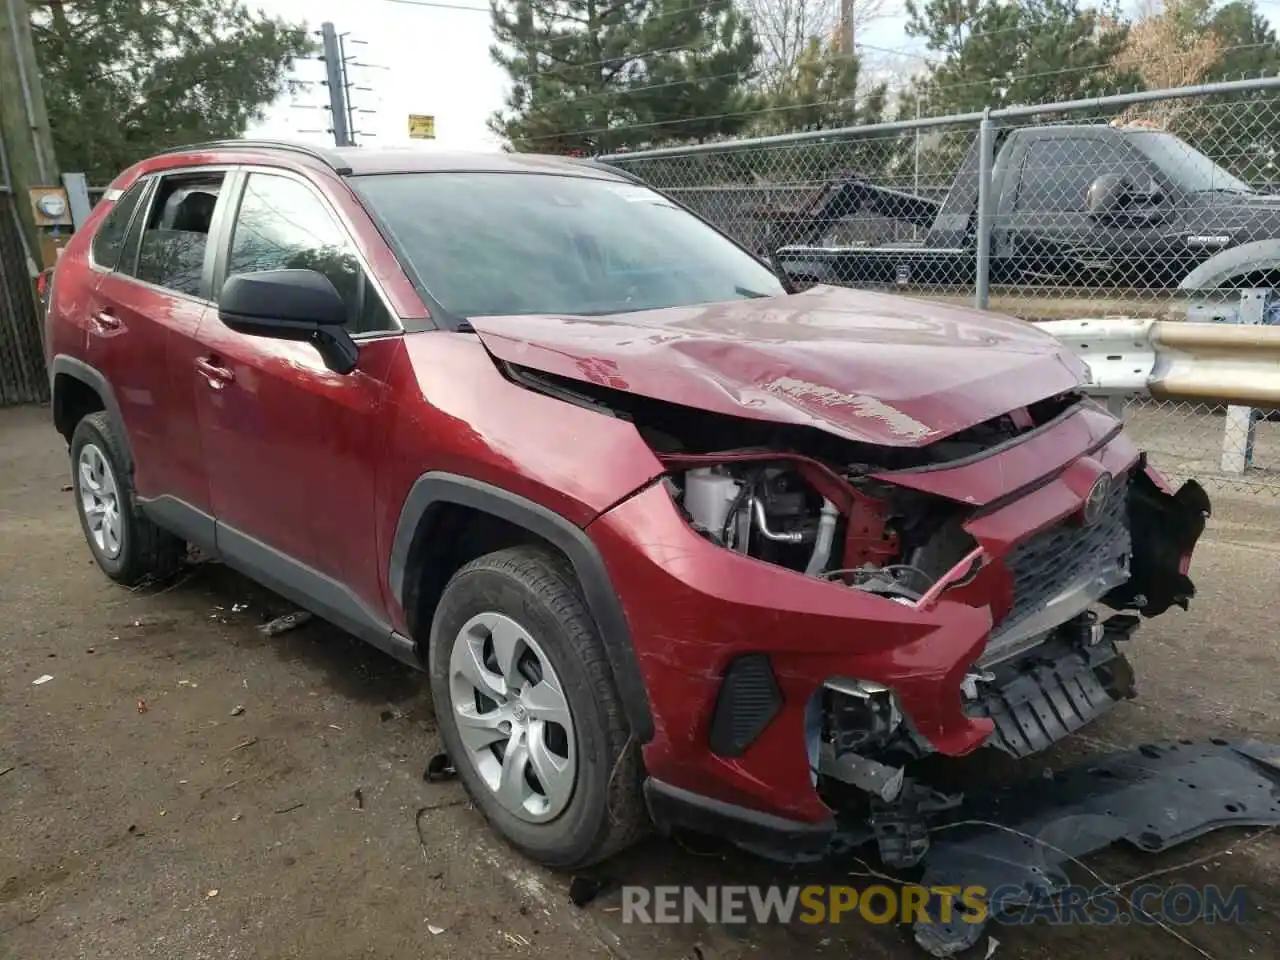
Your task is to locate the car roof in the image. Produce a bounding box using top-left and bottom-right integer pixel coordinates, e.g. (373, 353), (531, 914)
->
(146, 139), (630, 180)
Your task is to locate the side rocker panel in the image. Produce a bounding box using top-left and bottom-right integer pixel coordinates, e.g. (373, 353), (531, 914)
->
(389, 472), (655, 744)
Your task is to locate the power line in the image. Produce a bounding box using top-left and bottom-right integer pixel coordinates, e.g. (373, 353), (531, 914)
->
(507, 40), (1280, 147)
(371, 0), (489, 12)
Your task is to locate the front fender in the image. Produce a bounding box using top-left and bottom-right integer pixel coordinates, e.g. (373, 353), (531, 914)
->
(1179, 237), (1280, 290)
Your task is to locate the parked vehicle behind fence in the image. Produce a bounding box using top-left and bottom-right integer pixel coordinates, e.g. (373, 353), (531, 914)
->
(769, 120), (1280, 296)
(44, 140), (1209, 875)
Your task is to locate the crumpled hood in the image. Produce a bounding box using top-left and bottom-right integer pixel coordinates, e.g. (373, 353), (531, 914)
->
(470, 285), (1087, 448)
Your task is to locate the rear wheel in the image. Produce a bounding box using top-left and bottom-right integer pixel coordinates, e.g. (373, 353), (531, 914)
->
(70, 412), (185, 585)
(429, 545), (646, 868)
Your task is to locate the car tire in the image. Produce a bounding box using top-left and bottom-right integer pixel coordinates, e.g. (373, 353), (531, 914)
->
(70, 412), (185, 586)
(429, 545), (647, 869)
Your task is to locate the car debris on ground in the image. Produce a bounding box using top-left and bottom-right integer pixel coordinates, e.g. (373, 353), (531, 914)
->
(258, 612), (312, 637)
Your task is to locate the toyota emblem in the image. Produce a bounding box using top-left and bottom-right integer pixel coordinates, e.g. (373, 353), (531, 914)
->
(1082, 473), (1112, 526)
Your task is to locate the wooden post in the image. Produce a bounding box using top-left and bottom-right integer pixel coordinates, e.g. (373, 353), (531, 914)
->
(0, 0), (61, 269)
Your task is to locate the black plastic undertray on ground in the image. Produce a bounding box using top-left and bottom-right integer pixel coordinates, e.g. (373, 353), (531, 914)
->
(912, 739), (1280, 956)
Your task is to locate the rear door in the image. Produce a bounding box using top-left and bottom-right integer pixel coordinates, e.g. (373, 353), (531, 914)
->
(193, 168), (400, 616)
(88, 168), (234, 540)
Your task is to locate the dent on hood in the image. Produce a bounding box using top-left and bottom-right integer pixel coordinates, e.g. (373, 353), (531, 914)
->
(470, 287), (1083, 449)
(762, 376), (936, 442)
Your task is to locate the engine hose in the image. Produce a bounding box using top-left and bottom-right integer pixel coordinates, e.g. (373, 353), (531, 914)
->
(805, 499), (840, 577)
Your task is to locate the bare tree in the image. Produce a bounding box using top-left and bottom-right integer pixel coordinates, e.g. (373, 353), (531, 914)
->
(1116, 0), (1222, 125)
(745, 0), (891, 90)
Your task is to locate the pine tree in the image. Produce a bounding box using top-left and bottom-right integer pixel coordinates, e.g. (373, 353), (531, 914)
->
(1150, 0), (1280, 184)
(628, 0), (760, 145)
(754, 36), (885, 135)
(31, 0), (313, 182)
(489, 0), (759, 153)
(904, 0), (1137, 116)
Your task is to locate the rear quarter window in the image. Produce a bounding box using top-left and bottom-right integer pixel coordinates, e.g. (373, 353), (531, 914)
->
(90, 180), (148, 270)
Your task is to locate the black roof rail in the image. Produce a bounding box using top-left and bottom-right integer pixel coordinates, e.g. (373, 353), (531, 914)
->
(151, 139), (354, 176)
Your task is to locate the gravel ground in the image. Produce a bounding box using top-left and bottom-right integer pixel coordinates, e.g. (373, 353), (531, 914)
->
(3, 401), (1279, 960)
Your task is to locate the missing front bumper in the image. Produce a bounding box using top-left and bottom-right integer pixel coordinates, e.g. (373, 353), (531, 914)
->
(968, 616), (1140, 758)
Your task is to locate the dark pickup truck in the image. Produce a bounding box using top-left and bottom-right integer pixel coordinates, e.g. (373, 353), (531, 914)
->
(767, 122), (1280, 294)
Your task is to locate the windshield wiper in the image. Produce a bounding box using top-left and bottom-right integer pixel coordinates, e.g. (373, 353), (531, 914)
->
(734, 286), (772, 299)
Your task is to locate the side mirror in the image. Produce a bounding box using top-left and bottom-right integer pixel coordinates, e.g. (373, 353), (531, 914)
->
(1087, 173), (1128, 217)
(218, 269), (358, 374)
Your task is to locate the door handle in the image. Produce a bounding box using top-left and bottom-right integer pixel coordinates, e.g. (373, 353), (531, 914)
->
(91, 311), (120, 332)
(195, 356), (235, 389)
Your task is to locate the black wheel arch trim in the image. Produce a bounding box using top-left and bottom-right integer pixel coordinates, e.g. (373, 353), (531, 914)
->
(390, 472), (655, 744)
(50, 355), (134, 472)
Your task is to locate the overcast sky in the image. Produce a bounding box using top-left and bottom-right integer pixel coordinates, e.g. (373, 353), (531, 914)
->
(245, 0), (928, 152)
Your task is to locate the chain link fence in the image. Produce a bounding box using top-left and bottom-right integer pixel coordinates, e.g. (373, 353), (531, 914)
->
(603, 77), (1280, 497)
(0, 129), (47, 408)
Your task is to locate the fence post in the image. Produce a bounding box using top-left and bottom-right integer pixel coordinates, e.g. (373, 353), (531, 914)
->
(974, 110), (993, 311)
(1219, 289), (1267, 475)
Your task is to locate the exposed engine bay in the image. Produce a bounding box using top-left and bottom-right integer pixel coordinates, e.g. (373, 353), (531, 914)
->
(669, 460), (962, 603)
(651, 418), (1208, 871)
(503, 358), (1211, 871)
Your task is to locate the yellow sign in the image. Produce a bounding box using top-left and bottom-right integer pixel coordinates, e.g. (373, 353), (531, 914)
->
(408, 115), (436, 140)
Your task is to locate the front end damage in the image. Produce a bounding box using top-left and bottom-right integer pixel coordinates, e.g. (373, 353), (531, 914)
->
(572, 382), (1212, 873)
(475, 290), (1224, 955)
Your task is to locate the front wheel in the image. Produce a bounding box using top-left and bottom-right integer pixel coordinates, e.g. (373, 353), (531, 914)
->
(428, 546), (646, 868)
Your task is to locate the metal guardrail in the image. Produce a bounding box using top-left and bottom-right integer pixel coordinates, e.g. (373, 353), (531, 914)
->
(1044, 292), (1280, 477)
(605, 79), (1280, 496)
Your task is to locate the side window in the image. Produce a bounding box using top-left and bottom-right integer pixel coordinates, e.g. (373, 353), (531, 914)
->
(90, 180), (148, 270)
(1016, 138), (1149, 213)
(135, 173), (225, 297)
(226, 174), (393, 334)
(116, 180), (154, 278)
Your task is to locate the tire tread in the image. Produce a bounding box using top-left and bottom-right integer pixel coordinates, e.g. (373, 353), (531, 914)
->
(438, 545), (647, 867)
(73, 412), (185, 586)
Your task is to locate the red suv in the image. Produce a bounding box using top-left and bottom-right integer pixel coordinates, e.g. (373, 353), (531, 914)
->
(45, 140), (1210, 871)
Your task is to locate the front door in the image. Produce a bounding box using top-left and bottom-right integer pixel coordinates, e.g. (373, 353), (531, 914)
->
(193, 169), (401, 619)
(998, 135), (1178, 286)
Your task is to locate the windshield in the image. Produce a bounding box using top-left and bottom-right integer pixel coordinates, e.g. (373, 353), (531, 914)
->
(352, 172), (785, 318)
(1126, 131), (1253, 194)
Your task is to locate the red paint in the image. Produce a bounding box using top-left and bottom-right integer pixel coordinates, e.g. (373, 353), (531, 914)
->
(374, 334), (666, 633)
(588, 482), (995, 819)
(586, 426), (1144, 822)
(841, 493), (899, 569)
(91, 273), (211, 512)
(46, 144), (1205, 834)
(192, 325), (398, 613)
(471, 286), (1088, 447)
(876, 402), (1137, 506)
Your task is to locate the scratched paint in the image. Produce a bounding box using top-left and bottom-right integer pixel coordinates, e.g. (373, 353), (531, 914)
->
(763, 376), (935, 441)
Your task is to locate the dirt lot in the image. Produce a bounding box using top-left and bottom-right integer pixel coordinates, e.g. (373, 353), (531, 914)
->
(3, 401), (1280, 960)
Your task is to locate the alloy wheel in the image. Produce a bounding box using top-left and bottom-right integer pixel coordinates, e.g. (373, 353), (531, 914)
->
(78, 442), (122, 560)
(448, 612), (577, 823)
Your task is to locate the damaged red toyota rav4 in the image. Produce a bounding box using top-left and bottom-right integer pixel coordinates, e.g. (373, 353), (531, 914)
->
(46, 142), (1210, 877)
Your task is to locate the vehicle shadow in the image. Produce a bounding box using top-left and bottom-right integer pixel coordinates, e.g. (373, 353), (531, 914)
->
(139, 557), (426, 711)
